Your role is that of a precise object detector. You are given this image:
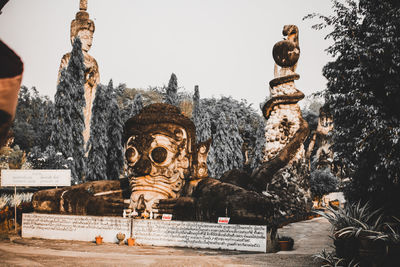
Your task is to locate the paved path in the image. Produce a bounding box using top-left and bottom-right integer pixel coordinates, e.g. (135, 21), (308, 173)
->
(0, 217), (332, 266)
(277, 216), (332, 255)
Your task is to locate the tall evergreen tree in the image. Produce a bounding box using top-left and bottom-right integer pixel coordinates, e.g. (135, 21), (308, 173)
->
(192, 85), (212, 143)
(208, 112), (243, 178)
(308, 0), (400, 215)
(68, 37), (86, 183)
(51, 68), (74, 165)
(122, 93), (143, 123)
(248, 116), (265, 171)
(225, 112), (244, 170)
(164, 73), (179, 107)
(106, 81), (124, 180)
(86, 84), (108, 181)
(51, 37), (86, 183)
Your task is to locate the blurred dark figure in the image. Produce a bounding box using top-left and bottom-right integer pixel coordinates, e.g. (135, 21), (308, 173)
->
(0, 1), (24, 147)
(0, 0), (9, 15)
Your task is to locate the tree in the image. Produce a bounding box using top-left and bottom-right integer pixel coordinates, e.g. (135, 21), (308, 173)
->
(122, 92), (143, 123)
(50, 68), (74, 164)
(86, 83), (108, 181)
(68, 37), (86, 183)
(247, 116), (265, 172)
(28, 146), (69, 170)
(164, 73), (179, 107)
(310, 168), (338, 205)
(208, 111), (243, 178)
(106, 81), (124, 180)
(51, 37), (86, 183)
(12, 86), (53, 152)
(192, 86), (212, 143)
(307, 0), (400, 216)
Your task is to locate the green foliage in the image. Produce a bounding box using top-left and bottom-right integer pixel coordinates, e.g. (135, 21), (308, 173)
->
(315, 202), (400, 266)
(121, 92), (143, 123)
(28, 146), (68, 169)
(192, 86), (212, 143)
(208, 111), (243, 178)
(51, 68), (74, 158)
(310, 168), (338, 200)
(106, 83), (124, 180)
(306, 0), (400, 216)
(51, 37), (86, 183)
(68, 37), (86, 183)
(164, 73), (179, 107)
(12, 86), (53, 152)
(86, 84), (109, 181)
(201, 96), (264, 175)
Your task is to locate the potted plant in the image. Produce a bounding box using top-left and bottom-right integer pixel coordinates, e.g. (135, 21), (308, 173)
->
(95, 235), (103, 245)
(127, 237), (135, 246)
(278, 236), (294, 251)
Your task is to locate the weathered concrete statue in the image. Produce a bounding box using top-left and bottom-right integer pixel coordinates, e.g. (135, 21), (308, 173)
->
(58, 0), (100, 146)
(32, 25), (311, 230)
(306, 106), (334, 170)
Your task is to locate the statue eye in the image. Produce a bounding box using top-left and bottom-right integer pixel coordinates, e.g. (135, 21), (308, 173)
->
(126, 146), (139, 165)
(150, 147), (168, 164)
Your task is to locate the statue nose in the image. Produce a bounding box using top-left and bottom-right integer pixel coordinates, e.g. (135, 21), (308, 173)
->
(133, 157), (152, 176)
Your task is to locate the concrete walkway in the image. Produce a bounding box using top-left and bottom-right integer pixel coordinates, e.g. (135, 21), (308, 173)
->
(0, 217), (332, 267)
(277, 216), (332, 255)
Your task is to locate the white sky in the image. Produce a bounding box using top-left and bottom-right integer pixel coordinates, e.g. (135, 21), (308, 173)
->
(0, 0), (333, 109)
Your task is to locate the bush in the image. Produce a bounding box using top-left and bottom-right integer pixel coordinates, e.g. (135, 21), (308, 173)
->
(28, 146), (69, 169)
(310, 168), (338, 203)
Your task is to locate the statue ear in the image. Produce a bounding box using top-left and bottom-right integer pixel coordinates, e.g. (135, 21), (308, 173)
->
(193, 138), (212, 179)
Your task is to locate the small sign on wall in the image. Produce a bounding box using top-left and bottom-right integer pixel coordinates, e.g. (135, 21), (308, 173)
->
(1, 170), (71, 187)
(218, 217), (230, 224)
(162, 214), (172, 221)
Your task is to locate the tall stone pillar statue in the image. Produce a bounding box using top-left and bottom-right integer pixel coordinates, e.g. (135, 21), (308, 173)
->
(58, 0), (100, 146)
(252, 25), (310, 206)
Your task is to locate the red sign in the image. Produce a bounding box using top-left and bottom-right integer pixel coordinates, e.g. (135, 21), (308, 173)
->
(218, 217), (230, 224)
(162, 214), (172, 221)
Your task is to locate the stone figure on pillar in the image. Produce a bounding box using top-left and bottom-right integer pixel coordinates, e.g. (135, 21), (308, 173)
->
(58, 0), (100, 146)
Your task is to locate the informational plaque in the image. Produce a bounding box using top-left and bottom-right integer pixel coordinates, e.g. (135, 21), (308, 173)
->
(1, 170), (71, 187)
(22, 213), (131, 243)
(22, 213), (267, 252)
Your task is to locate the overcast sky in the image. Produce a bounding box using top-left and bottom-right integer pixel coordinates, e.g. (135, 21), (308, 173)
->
(0, 0), (333, 109)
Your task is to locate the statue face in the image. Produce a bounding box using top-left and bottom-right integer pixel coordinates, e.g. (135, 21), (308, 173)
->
(71, 29), (93, 52)
(125, 123), (190, 216)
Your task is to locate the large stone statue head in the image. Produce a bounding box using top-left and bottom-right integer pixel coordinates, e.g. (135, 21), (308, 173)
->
(70, 1), (95, 52)
(124, 103), (208, 217)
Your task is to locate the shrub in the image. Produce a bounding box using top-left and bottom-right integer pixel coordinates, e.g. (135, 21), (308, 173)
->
(310, 168), (338, 204)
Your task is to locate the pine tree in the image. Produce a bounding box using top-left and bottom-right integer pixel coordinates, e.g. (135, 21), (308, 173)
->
(106, 82), (124, 180)
(51, 68), (74, 161)
(51, 37), (86, 183)
(192, 85), (212, 143)
(86, 83), (108, 181)
(208, 112), (243, 178)
(122, 93), (143, 123)
(68, 37), (86, 183)
(248, 116), (265, 171)
(308, 0), (400, 215)
(225, 112), (244, 170)
(164, 73), (179, 107)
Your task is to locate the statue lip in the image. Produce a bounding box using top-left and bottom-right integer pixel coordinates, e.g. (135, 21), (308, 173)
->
(131, 175), (183, 198)
(131, 185), (174, 198)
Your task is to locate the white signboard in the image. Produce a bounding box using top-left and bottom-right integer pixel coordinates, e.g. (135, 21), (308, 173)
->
(1, 170), (71, 187)
(22, 213), (267, 252)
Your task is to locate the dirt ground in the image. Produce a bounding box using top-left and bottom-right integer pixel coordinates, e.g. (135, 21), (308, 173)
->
(0, 217), (331, 267)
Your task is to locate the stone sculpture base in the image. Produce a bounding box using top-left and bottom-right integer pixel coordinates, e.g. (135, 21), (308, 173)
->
(22, 213), (267, 252)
